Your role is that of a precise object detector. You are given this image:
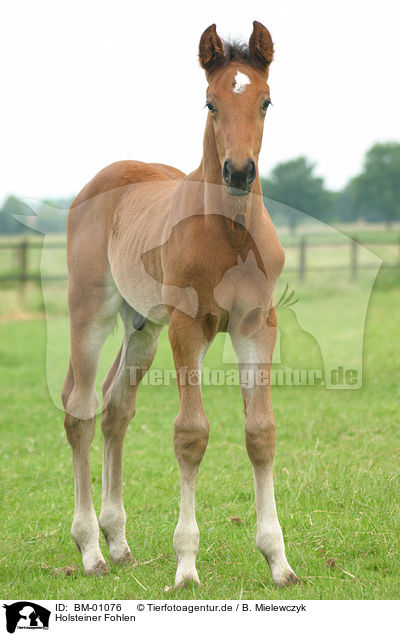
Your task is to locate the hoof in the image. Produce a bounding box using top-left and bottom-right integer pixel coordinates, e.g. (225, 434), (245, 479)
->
(110, 547), (133, 565)
(84, 559), (109, 577)
(274, 569), (300, 587)
(174, 569), (201, 589)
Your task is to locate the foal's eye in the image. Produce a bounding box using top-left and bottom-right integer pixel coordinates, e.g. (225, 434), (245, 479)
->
(206, 102), (215, 113)
(262, 99), (272, 112)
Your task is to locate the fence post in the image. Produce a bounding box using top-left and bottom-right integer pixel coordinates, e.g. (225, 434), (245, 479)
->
(351, 235), (358, 280)
(298, 237), (306, 282)
(18, 239), (28, 297)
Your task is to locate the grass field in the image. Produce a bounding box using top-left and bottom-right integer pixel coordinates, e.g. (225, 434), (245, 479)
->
(0, 228), (399, 600)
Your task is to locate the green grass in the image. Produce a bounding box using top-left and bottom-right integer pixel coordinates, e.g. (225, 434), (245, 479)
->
(0, 264), (399, 600)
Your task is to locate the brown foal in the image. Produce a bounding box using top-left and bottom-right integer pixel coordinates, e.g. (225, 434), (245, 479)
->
(62, 21), (299, 587)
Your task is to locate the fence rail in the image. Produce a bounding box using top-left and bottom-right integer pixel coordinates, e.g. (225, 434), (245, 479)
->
(0, 236), (399, 295)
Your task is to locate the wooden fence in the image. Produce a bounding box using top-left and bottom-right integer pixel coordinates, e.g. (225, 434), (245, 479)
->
(0, 236), (400, 295)
(291, 235), (400, 282)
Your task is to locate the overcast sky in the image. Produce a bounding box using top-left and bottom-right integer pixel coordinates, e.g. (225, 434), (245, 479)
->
(0, 0), (399, 205)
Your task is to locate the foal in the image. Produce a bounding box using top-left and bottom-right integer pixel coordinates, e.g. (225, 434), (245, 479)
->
(62, 21), (299, 587)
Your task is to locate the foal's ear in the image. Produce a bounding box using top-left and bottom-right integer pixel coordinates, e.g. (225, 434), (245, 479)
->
(199, 24), (225, 75)
(249, 21), (274, 71)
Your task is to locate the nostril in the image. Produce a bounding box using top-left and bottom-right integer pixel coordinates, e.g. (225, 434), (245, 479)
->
(223, 159), (232, 183)
(247, 159), (256, 183)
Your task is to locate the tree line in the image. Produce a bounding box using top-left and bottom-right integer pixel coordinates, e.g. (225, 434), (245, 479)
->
(0, 196), (71, 235)
(0, 141), (399, 234)
(261, 141), (400, 231)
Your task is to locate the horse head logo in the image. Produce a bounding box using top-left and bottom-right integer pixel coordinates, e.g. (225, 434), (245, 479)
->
(2, 602), (50, 634)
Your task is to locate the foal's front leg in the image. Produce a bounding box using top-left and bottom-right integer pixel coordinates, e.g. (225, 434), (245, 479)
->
(231, 317), (299, 586)
(169, 311), (212, 588)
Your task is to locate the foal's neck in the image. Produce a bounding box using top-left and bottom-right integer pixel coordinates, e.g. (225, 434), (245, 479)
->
(195, 116), (264, 238)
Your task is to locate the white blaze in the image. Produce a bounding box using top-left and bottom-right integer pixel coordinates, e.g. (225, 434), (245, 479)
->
(233, 71), (251, 94)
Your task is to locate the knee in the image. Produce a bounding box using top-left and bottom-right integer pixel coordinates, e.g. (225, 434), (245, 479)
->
(174, 411), (210, 466)
(65, 386), (99, 420)
(245, 416), (275, 465)
(64, 413), (96, 448)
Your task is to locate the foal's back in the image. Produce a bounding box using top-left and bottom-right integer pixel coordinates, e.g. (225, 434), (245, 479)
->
(66, 160), (185, 287)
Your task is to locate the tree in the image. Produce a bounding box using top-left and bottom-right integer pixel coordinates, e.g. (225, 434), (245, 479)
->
(350, 142), (400, 226)
(0, 195), (73, 235)
(261, 157), (333, 232)
(331, 186), (356, 223)
(0, 196), (32, 234)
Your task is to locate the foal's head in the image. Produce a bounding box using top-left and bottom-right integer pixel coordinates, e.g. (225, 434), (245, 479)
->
(199, 21), (274, 197)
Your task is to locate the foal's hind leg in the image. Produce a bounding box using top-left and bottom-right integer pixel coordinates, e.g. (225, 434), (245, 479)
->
(62, 284), (121, 575)
(99, 308), (162, 564)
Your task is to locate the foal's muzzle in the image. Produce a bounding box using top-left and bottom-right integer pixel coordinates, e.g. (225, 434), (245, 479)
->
(223, 158), (256, 196)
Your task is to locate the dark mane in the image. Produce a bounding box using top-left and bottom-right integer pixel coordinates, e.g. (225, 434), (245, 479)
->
(222, 39), (262, 69)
